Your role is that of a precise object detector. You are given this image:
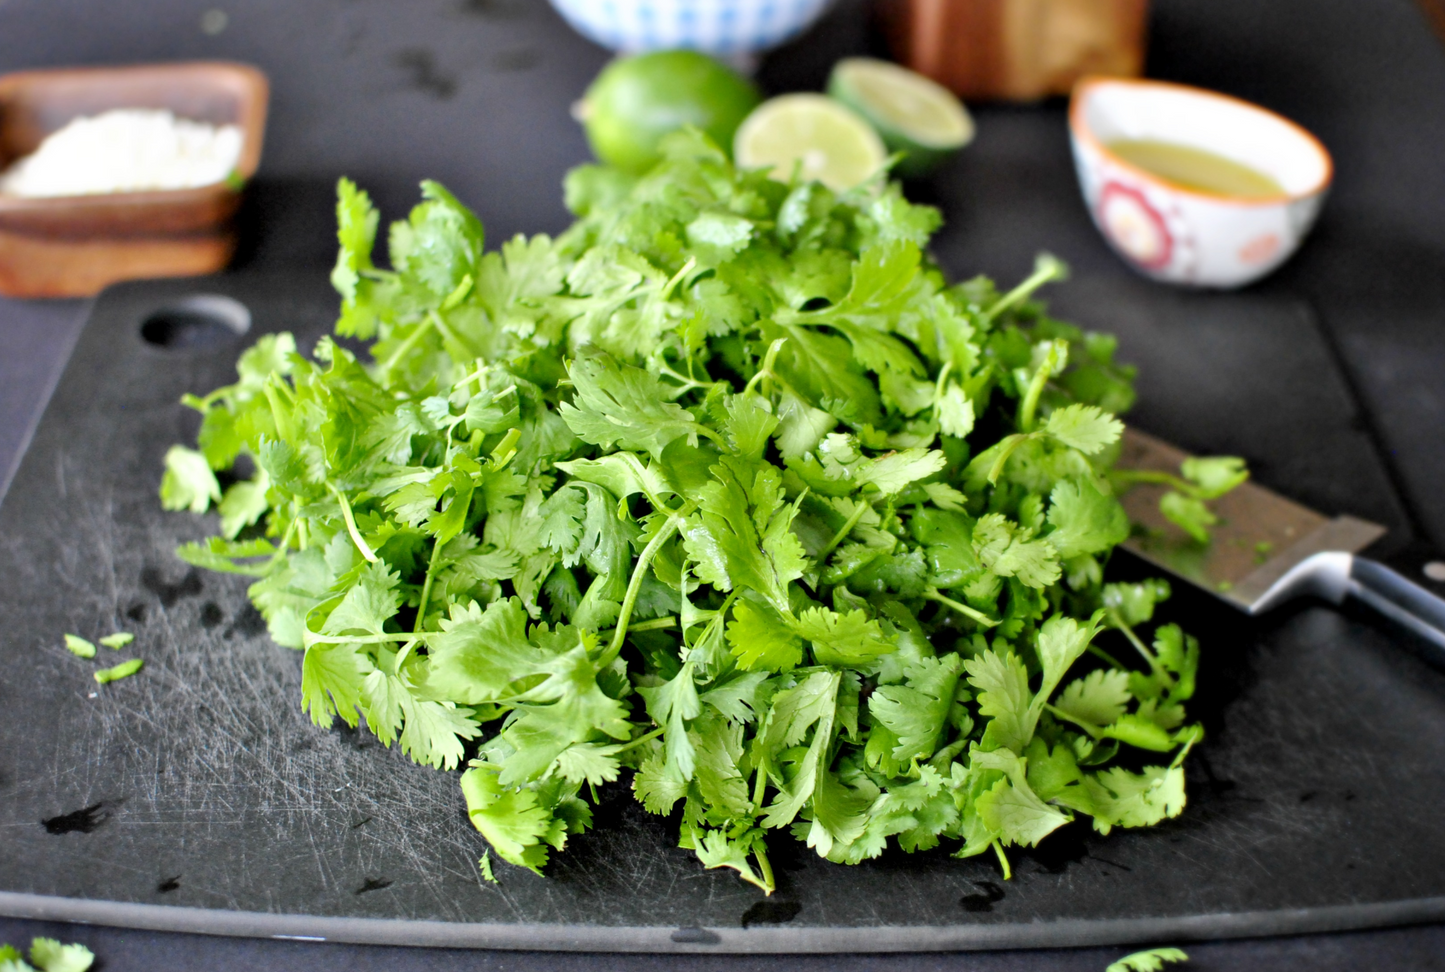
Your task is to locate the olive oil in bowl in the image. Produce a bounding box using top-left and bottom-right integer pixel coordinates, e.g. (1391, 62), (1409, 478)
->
(1106, 139), (1284, 198)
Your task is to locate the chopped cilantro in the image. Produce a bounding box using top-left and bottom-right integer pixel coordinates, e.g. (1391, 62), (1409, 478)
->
(160, 128), (1245, 892)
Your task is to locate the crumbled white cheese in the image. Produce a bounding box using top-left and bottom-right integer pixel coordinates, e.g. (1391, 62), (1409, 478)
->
(0, 108), (244, 198)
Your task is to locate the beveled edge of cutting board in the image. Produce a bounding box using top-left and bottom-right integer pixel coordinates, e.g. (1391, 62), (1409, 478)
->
(3, 891), (1444, 954)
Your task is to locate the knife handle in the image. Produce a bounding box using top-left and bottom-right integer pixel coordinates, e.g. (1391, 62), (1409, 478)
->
(1349, 556), (1445, 656)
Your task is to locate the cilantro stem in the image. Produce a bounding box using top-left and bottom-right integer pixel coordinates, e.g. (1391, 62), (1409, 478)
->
(929, 735), (971, 771)
(268, 518), (298, 567)
(378, 316), (437, 376)
(752, 760), (769, 810)
(1017, 340), (1066, 433)
(689, 424), (728, 448)
(329, 483), (380, 563)
(262, 381), (297, 443)
(306, 631), (434, 646)
(817, 500), (870, 562)
(753, 840), (776, 895)
(661, 256), (697, 302)
(980, 253), (1067, 326)
(622, 616), (676, 633)
(932, 360), (954, 404)
(1043, 702), (1104, 738)
(1111, 469), (1206, 499)
(656, 361), (718, 396)
(414, 539), (446, 633)
(1108, 609), (1166, 678)
(986, 433), (1036, 484)
(613, 725), (666, 755)
(742, 338), (789, 398)
(600, 506), (694, 667)
(923, 588), (999, 628)
(428, 309), (486, 361)
(991, 840), (1013, 880)
(1170, 726), (1204, 766)
(1086, 643), (1129, 671)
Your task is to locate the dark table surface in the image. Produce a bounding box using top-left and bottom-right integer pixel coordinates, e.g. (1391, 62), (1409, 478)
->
(3, 0), (1445, 968)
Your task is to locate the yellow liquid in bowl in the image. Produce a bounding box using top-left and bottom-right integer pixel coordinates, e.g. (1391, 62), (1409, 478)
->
(1105, 139), (1285, 198)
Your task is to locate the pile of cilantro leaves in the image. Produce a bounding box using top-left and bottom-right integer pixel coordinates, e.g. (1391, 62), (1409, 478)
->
(162, 130), (1228, 892)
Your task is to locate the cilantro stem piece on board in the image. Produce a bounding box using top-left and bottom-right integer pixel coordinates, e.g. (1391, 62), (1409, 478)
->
(63, 635), (96, 659)
(161, 127), (1244, 891)
(1106, 947), (1189, 972)
(94, 658), (143, 684)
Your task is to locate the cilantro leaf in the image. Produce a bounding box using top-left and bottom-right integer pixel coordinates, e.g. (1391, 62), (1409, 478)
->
(793, 606), (896, 669)
(972, 513), (1061, 589)
(561, 349), (715, 457)
(23, 938), (94, 972)
(727, 599), (802, 672)
(425, 598), (544, 703)
(1044, 404), (1123, 454)
(332, 177), (382, 338)
(693, 828), (771, 893)
(460, 764), (558, 875)
(972, 747), (1071, 848)
(301, 643), (370, 727)
(760, 671), (840, 829)
(1181, 456), (1248, 498)
(684, 456), (807, 615)
(638, 659), (702, 781)
(965, 648), (1033, 754)
(1046, 478), (1128, 558)
(159, 446), (221, 513)
(1160, 491), (1218, 544)
(633, 752), (688, 814)
(1056, 668), (1132, 726)
(1082, 765), (1187, 833)
(868, 654), (964, 763)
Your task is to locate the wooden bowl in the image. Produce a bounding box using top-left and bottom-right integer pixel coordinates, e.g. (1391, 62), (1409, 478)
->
(879, 0), (1149, 102)
(0, 62), (268, 299)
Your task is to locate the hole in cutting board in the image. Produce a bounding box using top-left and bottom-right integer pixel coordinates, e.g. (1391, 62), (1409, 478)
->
(140, 295), (251, 350)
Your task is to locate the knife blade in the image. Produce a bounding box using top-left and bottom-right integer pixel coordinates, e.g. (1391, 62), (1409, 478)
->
(1116, 428), (1445, 654)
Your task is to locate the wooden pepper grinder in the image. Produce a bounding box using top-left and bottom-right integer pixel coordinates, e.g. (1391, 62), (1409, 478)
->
(880, 0), (1150, 101)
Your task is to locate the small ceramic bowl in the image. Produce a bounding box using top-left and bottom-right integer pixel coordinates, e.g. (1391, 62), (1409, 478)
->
(0, 61), (268, 299)
(1069, 77), (1332, 289)
(547, 0), (835, 61)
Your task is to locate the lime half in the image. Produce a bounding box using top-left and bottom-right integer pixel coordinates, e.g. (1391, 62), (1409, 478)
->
(827, 58), (974, 177)
(734, 94), (887, 192)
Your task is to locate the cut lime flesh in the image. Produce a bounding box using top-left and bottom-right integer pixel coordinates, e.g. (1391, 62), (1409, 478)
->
(828, 57), (974, 176)
(733, 94), (887, 192)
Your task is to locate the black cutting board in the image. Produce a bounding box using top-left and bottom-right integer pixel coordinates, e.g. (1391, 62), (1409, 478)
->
(1, 273), (1442, 953)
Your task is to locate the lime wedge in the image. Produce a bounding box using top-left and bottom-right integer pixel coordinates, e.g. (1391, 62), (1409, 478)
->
(827, 58), (974, 177)
(733, 94), (887, 192)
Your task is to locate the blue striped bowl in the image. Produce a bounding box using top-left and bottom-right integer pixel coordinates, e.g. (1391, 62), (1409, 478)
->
(548, 0), (835, 58)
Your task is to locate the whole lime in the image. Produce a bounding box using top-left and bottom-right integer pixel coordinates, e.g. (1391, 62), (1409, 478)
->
(576, 50), (762, 174)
